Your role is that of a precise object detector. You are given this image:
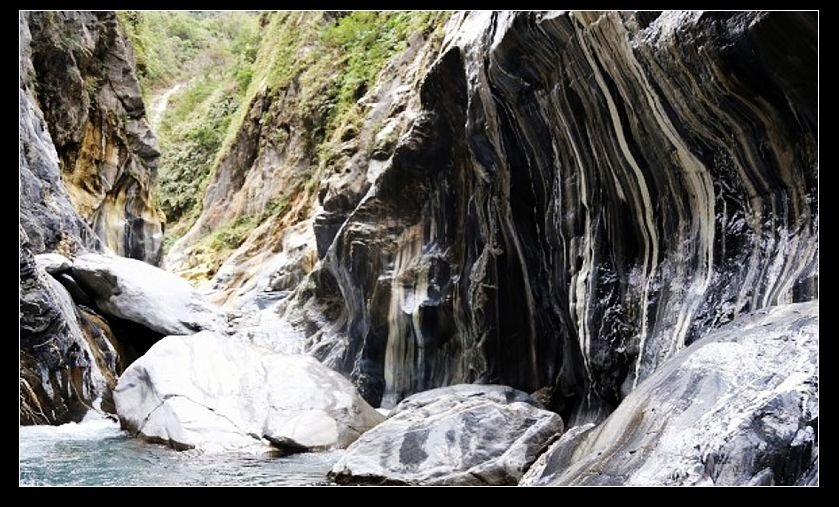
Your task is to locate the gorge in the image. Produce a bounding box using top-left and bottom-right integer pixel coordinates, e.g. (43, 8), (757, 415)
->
(19, 10), (818, 486)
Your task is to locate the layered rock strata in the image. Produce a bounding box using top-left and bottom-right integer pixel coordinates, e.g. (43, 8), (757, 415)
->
(520, 302), (818, 486)
(287, 11), (818, 423)
(330, 384), (563, 485)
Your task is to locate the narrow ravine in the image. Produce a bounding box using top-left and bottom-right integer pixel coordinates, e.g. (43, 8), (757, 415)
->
(20, 11), (818, 487)
(148, 80), (187, 129)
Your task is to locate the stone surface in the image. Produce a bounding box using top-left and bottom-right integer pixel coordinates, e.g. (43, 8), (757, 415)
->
(19, 10), (161, 424)
(34, 253), (72, 274)
(329, 384), (563, 485)
(114, 332), (385, 453)
(19, 31), (100, 258)
(20, 229), (123, 425)
(166, 14), (447, 307)
(24, 11), (164, 264)
(283, 11), (818, 423)
(519, 302), (818, 486)
(71, 253), (223, 336)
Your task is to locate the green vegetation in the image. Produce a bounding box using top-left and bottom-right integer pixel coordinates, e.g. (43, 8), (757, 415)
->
(217, 11), (448, 205)
(155, 81), (238, 224)
(121, 11), (448, 264)
(321, 11), (436, 129)
(206, 196), (291, 251)
(118, 11), (258, 250)
(117, 11), (257, 98)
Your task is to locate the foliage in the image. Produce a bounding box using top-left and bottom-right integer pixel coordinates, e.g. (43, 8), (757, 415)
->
(123, 11), (448, 260)
(121, 11), (258, 250)
(217, 11), (448, 198)
(117, 10), (257, 97)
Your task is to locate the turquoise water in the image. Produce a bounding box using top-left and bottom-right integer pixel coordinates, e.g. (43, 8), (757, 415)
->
(19, 412), (341, 486)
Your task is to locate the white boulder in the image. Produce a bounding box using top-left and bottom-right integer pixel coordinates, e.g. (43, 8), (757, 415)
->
(114, 332), (384, 453)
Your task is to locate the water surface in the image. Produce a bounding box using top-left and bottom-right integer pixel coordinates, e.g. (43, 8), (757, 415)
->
(19, 412), (341, 486)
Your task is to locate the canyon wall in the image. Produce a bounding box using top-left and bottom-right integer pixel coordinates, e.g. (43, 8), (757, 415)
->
(283, 11), (818, 422)
(20, 11), (163, 423)
(24, 11), (164, 265)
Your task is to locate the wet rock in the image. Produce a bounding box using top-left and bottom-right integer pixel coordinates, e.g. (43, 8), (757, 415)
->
(20, 229), (122, 425)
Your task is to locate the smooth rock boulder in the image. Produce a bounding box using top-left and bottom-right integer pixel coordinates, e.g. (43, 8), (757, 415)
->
(72, 253), (222, 336)
(34, 253), (72, 275)
(520, 302), (819, 486)
(114, 332), (384, 453)
(329, 384), (563, 485)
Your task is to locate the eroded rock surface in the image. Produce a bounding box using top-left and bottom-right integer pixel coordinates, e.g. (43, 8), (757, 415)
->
(286, 11), (817, 424)
(20, 230), (123, 424)
(519, 302), (818, 486)
(71, 253), (223, 336)
(330, 384), (563, 485)
(25, 11), (164, 264)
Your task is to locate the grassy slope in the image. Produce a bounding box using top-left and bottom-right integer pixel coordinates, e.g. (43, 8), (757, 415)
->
(120, 11), (448, 274)
(118, 11), (258, 251)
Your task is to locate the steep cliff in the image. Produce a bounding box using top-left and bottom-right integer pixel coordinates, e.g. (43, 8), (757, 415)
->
(164, 12), (449, 303)
(25, 11), (164, 265)
(19, 228), (124, 425)
(20, 11), (165, 424)
(281, 11), (817, 421)
(19, 9), (818, 485)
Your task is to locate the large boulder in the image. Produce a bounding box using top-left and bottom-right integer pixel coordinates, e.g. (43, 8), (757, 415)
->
(34, 252), (72, 275)
(113, 332), (384, 453)
(520, 302), (819, 486)
(329, 384), (563, 485)
(71, 253), (223, 336)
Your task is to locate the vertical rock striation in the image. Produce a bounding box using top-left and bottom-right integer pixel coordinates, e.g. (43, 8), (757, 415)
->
(25, 11), (164, 265)
(20, 228), (123, 424)
(20, 11), (166, 424)
(289, 11), (818, 422)
(19, 16), (100, 258)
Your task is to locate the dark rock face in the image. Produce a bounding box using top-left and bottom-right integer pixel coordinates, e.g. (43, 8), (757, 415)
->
(19, 40), (100, 258)
(520, 302), (818, 486)
(292, 11), (818, 422)
(19, 11), (164, 425)
(330, 384), (563, 485)
(20, 228), (123, 425)
(24, 11), (164, 265)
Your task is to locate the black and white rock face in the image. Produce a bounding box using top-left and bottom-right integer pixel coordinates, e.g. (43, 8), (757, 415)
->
(19, 72), (100, 257)
(290, 11), (818, 421)
(20, 230), (123, 424)
(114, 332), (385, 453)
(329, 384), (563, 485)
(23, 11), (164, 265)
(71, 254), (223, 336)
(19, 11), (166, 424)
(520, 301), (818, 486)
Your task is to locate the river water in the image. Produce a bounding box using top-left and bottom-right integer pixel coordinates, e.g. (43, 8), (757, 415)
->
(19, 412), (341, 486)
